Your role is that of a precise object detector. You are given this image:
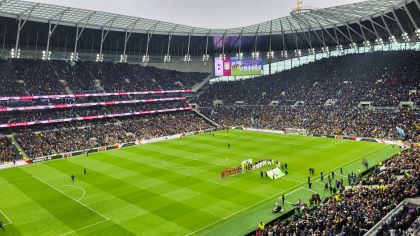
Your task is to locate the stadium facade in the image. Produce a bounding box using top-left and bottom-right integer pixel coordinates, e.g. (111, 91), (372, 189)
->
(0, 0), (418, 71)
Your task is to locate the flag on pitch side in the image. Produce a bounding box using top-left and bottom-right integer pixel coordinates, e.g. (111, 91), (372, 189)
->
(396, 126), (405, 138)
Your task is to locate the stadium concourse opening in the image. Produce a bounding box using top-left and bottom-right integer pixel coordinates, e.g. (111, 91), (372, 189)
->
(0, 0), (419, 235)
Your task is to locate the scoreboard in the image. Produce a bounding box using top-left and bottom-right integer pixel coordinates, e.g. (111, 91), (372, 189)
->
(214, 57), (264, 77)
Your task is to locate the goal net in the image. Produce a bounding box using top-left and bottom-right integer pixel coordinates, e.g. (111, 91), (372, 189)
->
(285, 128), (307, 136)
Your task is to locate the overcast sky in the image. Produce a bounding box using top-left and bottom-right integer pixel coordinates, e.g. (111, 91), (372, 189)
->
(30, 0), (364, 28)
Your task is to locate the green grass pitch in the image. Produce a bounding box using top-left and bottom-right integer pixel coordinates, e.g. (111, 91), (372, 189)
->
(0, 130), (399, 236)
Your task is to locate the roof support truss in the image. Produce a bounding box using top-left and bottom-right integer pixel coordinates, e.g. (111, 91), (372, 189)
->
(99, 17), (117, 56)
(292, 16), (312, 49)
(186, 29), (193, 57)
(294, 14), (326, 48)
(391, 9), (405, 34)
(123, 18), (140, 57)
(308, 11), (351, 44)
(14, 3), (39, 55)
(402, 4), (418, 30)
(165, 24), (177, 60)
(73, 12), (95, 57)
(46, 8), (69, 55)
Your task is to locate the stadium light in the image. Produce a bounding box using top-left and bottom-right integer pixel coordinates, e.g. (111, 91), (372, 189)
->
(402, 32), (410, 42)
(363, 41), (371, 48)
(70, 52), (79, 62)
(120, 54), (127, 63)
(375, 38), (384, 45)
(42, 50), (51, 60)
(415, 29), (420, 39)
(10, 48), (20, 59)
(389, 35), (398, 44)
(251, 51), (259, 59)
(322, 46), (329, 53)
(164, 54), (171, 63)
(219, 54), (226, 60)
(266, 51), (274, 58)
(294, 49), (302, 57)
(183, 54), (191, 62)
(96, 53), (104, 62)
(236, 52), (243, 59)
(281, 50), (288, 58)
(307, 48), (315, 55)
(202, 54), (209, 62)
(350, 42), (357, 49)
(142, 54), (150, 63)
(336, 45), (343, 52)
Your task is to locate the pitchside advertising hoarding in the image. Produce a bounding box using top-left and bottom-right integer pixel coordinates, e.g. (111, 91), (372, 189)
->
(214, 57), (264, 77)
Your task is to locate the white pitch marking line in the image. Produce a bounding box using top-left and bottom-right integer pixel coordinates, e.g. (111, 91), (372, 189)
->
(303, 188), (319, 194)
(283, 187), (304, 197)
(60, 219), (110, 236)
(186, 184), (302, 236)
(160, 150), (229, 169)
(53, 185), (86, 201)
(32, 176), (109, 221)
(187, 146), (390, 235)
(282, 178), (304, 183)
(319, 140), (345, 149)
(0, 210), (12, 224)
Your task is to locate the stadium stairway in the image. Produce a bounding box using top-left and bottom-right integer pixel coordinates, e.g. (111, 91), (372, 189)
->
(193, 109), (221, 127)
(365, 197), (420, 236)
(191, 73), (213, 93)
(8, 134), (28, 159)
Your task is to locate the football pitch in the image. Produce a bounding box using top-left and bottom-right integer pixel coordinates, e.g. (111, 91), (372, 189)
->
(0, 130), (398, 236)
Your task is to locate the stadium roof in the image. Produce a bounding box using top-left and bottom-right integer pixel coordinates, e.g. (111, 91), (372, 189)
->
(0, 0), (411, 36)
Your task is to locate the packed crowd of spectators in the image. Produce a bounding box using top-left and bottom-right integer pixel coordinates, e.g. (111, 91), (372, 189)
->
(0, 101), (188, 124)
(403, 217), (420, 236)
(0, 92), (187, 108)
(0, 136), (16, 163)
(199, 51), (419, 107)
(0, 59), (208, 96)
(257, 149), (419, 236)
(197, 51), (419, 143)
(376, 203), (419, 236)
(0, 58), (211, 160)
(202, 106), (419, 142)
(13, 111), (211, 158)
(119, 113), (210, 139)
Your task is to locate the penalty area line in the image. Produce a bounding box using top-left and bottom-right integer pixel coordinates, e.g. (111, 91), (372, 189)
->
(32, 176), (110, 221)
(185, 184), (303, 236)
(0, 210), (12, 225)
(60, 219), (110, 236)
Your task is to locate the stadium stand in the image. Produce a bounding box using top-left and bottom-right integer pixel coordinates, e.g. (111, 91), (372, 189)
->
(198, 51), (419, 142)
(0, 136), (17, 163)
(13, 112), (211, 158)
(198, 51), (419, 107)
(255, 149), (419, 236)
(201, 106), (419, 141)
(0, 0), (418, 234)
(0, 101), (188, 123)
(375, 202), (419, 236)
(0, 59), (208, 96)
(0, 58), (211, 159)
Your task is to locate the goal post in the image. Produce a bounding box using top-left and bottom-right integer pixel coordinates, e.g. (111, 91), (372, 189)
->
(285, 128), (307, 136)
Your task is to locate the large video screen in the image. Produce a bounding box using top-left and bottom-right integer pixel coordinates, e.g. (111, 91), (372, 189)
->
(214, 57), (264, 77)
